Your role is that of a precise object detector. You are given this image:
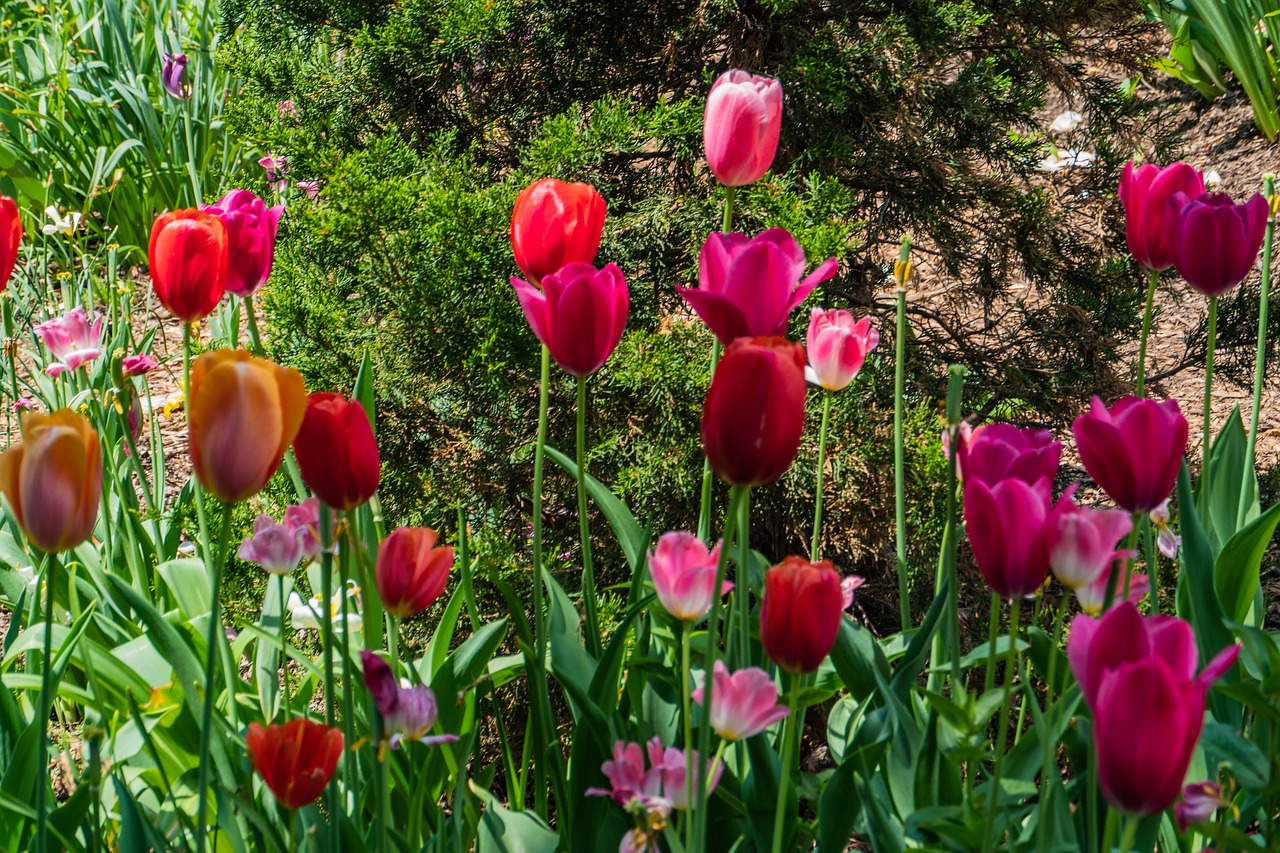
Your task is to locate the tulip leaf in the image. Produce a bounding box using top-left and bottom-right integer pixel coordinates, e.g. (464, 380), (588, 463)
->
(1214, 498), (1280, 626)
(156, 558), (211, 620)
(253, 575), (291, 722)
(544, 445), (646, 572)
(424, 583), (468, 681)
(1176, 465), (1234, 661)
(1201, 721), (1270, 791)
(472, 783), (559, 853)
(830, 618), (891, 704)
(431, 617), (509, 735)
(353, 347), (376, 435)
(1205, 406), (1257, 547)
(743, 730), (795, 853)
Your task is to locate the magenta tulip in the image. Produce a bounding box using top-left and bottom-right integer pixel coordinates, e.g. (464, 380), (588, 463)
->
(203, 189), (283, 298)
(805, 308), (879, 391)
(587, 737), (720, 814)
(161, 52), (190, 100)
(703, 70), (782, 187)
(360, 651), (459, 749)
(692, 661), (789, 741)
(1118, 162), (1205, 271)
(1073, 395), (1188, 513)
(647, 531), (730, 622)
(678, 229), (836, 345)
(1168, 190), (1268, 297)
(511, 261), (628, 376)
(1047, 495), (1133, 589)
(957, 422), (1061, 488)
(963, 476), (1057, 599)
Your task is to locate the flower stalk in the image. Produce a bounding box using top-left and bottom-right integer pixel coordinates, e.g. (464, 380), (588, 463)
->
(894, 236), (912, 630)
(810, 388), (832, 560)
(575, 375), (601, 656)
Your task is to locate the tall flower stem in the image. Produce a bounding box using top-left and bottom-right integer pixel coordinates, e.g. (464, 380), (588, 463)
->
(680, 622), (695, 852)
(318, 504), (340, 847)
(1117, 814), (1139, 853)
(194, 502), (233, 853)
(810, 388), (833, 560)
(734, 489), (752, 669)
(1244, 175), (1277, 525)
(575, 375), (601, 657)
(457, 503), (481, 632)
(33, 550), (54, 853)
(1136, 269), (1159, 397)
(277, 573), (290, 718)
(337, 526), (358, 794)
(929, 366), (965, 695)
(893, 264), (911, 630)
(1036, 596), (1068, 853)
(696, 187), (735, 542)
(983, 591), (1000, 693)
(1201, 296), (1218, 530)
(980, 599), (1020, 851)
(769, 672), (802, 853)
(532, 346), (550, 655)
(1144, 515), (1162, 615)
(243, 295), (266, 357)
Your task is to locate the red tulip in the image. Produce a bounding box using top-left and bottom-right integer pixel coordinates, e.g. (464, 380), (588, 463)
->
(703, 70), (783, 187)
(511, 262), (629, 376)
(1118, 162), (1204, 271)
(245, 719), (343, 810)
(701, 336), (806, 488)
(0, 196), (21, 290)
(957, 422), (1061, 488)
(1072, 395), (1188, 513)
(293, 393), (380, 511)
(376, 526), (454, 619)
(1169, 190), (1269, 297)
(148, 209), (228, 322)
(510, 178), (606, 285)
(760, 556), (844, 673)
(963, 476), (1057, 599)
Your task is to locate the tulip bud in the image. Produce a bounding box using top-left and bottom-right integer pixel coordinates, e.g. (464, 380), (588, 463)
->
(292, 393), (381, 512)
(187, 350), (306, 504)
(510, 261), (629, 376)
(1118, 162), (1204, 271)
(376, 526), (454, 619)
(1168, 190), (1269, 297)
(246, 719), (343, 810)
(1072, 395), (1188, 514)
(161, 52), (191, 100)
(759, 556), (844, 673)
(691, 660), (788, 741)
(148, 209), (228, 323)
(510, 178), (606, 285)
(804, 308), (879, 391)
(202, 189), (283, 298)
(0, 409), (101, 553)
(0, 196), (20, 291)
(703, 70), (782, 187)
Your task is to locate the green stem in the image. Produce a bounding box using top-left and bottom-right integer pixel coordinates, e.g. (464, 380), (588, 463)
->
(575, 375), (601, 657)
(894, 284), (910, 629)
(735, 489), (752, 669)
(1201, 296), (1218, 531)
(278, 573), (290, 720)
(33, 550), (54, 853)
(457, 503), (481, 632)
(681, 622), (695, 853)
(1117, 813), (1139, 853)
(1136, 269), (1159, 397)
(1244, 176), (1276, 526)
(769, 672), (801, 853)
(318, 504), (339, 847)
(195, 502), (233, 853)
(811, 388), (832, 559)
(1101, 808), (1118, 853)
(338, 531), (357, 795)
(1036, 596), (1068, 853)
(696, 341), (722, 542)
(1144, 515), (1161, 615)
(980, 599), (1019, 851)
(244, 295), (265, 356)
(983, 591), (1000, 694)
(532, 346), (550, 659)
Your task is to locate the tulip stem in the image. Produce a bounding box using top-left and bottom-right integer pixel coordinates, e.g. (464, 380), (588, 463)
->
(1100, 807), (1118, 853)
(811, 388), (832, 560)
(1201, 296), (1218, 532)
(318, 503), (340, 847)
(735, 488), (752, 669)
(33, 550), (54, 853)
(983, 591), (1000, 694)
(894, 282), (911, 630)
(696, 340), (723, 542)
(338, 528), (358, 794)
(1117, 814), (1139, 853)
(243, 294), (265, 357)
(1136, 269), (1159, 397)
(457, 503), (481, 632)
(769, 672), (801, 853)
(278, 573), (290, 719)
(1036, 595), (1068, 853)
(1244, 176), (1276, 527)
(575, 375), (601, 657)
(980, 599), (1020, 852)
(194, 502), (233, 853)
(680, 621), (695, 853)
(1144, 516), (1162, 614)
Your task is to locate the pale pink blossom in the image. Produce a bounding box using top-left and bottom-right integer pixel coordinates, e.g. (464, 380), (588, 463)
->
(805, 308), (879, 391)
(648, 532), (730, 622)
(1047, 491), (1133, 589)
(238, 514), (304, 575)
(35, 307), (103, 377)
(692, 661), (788, 741)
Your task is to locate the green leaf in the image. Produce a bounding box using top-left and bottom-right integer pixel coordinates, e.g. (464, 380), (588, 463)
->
(1176, 465), (1234, 663)
(544, 445), (646, 571)
(430, 618), (509, 734)
(472, 783), (560, 853)
(1214, 499), (1280, 625)
(1201, 721), (1270, 791)
(353, 347), (376, 435)
(829, 618), (890, 703)
(156, 558), (211, 619)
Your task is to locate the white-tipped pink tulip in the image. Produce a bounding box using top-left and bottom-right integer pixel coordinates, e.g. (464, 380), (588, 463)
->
(703, 70), (782, 187)
(648, 531), (730, 622)
(35, 308), (104, 377)
(1047, 495), (1133, 589)
(692, 660), (789, 741)
(1074, 562), (1149, 615)
(805, 308), (879, 391)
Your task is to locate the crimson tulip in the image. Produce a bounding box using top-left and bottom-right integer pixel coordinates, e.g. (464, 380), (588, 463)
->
(0, 196), (20, 290)
(703, 70), (782, 187)
(759, 556), (844, 673)
(1168, 190), (1268, 297)
(376, 526), (453, 618)
(245, 719), (343, 810)
(511, 261), (629, 376)
(203, 189), (283, 298)
(293, 393), (380, 511)
(701, 336), (806, 487)
(1072, 395), (1188, 513)
(679, 229), (836, 345)
(148, 209), (228, 322)
(957, 422), (1061, 488)
(805, 308), (879, 391)
(1118, 162), (1205, 271)
(510, 178), (606, 285)
(963, 476), (1057, 599)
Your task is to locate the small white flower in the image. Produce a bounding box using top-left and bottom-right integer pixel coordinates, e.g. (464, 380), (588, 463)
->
(1037, 148), (1096, 173)
(41, 206), (82, 236)
(1049, 111), (1083, 134)
(16, 565), (38, 596)
(287, 581), (363, 634)
(1205, 169), (1223, 189)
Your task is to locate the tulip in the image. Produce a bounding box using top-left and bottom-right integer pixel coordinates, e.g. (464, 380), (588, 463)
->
(284, 497), (327, 559)
(161, 52), (191, 100)
(957, 422), (1061, 488)
(245, 719), (343, 810)
(586, 737), (720, 815)
(760, 556), (844, 673)
(361, 651), (459, 749)
(511, 261), (629, 376)
(510, 178), (606, 285)
(692, 660), (789, 741)
(34, 308), (104, 377)
(963, 476), (1056, 599)
(148, 209), (228, 323)
(1073, 395), (1188, 513)
(679, 229), (837, 345)
(1067, 602), (1239, 815)
(1169, 190), (1269, 297)
(292, 393), (380, 511)
(0, 196), (20, 290)
(647, 531), (730, 622)
(804, 308), (879, 391)
(1175, 781), (1224, 831)
(619, 830), (659, 853)
(1118, 162), (1205, 271)
(121, 353), (159, 377)
(187, 350), (306, 504)
(376, 526), (453, 618)
(1074, 564), (1148, 616)
(703, 70), (783, 187)
(0, 409), (101, 553)
(1047, 495), (1133, 589)
(202, 189), (283, 298)
(702, 336), (806, 488)
(238, 514), (304, 575)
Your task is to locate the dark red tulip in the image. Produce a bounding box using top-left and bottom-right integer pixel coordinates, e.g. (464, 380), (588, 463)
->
(957, 422), (1061, 488)
(1169, 190), (1268, 297)
(376, 526), (453, 619)
(1072, 395), (1188, 514)
(760, 556), (843, 673)
(511, 261), (629, 376)
(701, 336), (806, 488)
(1118, 162), (1204, 272)
(0, 196), (21, 290)
(148, 209), (228, 322)
(963, 476), (1057, 599)
(292, 393), (380, 511)
(510, 178), (606, 285)
(245, 719), (343, 810)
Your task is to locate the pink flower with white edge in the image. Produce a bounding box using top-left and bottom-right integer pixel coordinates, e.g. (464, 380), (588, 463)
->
(238, 514), (304, 575)
(805, 308), (879, 391)
(692, 660), (788, 741)
(122, 353), (159, 377)
(586, 739), (670, 815)
(284, 497), (331, 559)
(1151, 500), (1181, 559)
(360, 651), (459, 749)
(1073, 561), (1146, 616)
(35, 308), (104, 377)
(1047, 489), (1133, 589)
(1175, 781), (1225, 831)
(648, 531), (730, 622)
(841, 574), (865, 610)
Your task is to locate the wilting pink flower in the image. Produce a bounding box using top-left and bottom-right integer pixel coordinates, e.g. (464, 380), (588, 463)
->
(161, 52), (190, 100)
(35, 308), (104, 377)
(1118, 162), (1205, 271)
(586, 737), (720, 814)
(1074, 563), (1147, 616)
(941, 421), (973, 467)
(964, 476), (1059, 599)
(259, 153), (288, 183)
(1151, 501), (1181, 559)
(203, 189), (283, 298)
(360, 651), (459, 749)
(1169, 190), (1269, 297)
(692, 661), (788, 741)
(703, 70), (782, 187)
(1047, 492), (1133, 589)
(1175, 781), (1225, 831)
(511, 261), (629, 377)
(805, 308), (879, 391)
(277, 100), (297, 117)
(1073, 396), (1188, 514)
(647, 532), (729, 622)
(958, 422), (1061, 489)
(841, 574), (865, 610)
(238, 514), (305, 575)
(619, 830), (660, 853)
(678, 229), (837, 345)
(121, 353), (159, 377)
(12, 398), (34, 413)
(284, 497), (331, 559)
(296, 180), (321, 200)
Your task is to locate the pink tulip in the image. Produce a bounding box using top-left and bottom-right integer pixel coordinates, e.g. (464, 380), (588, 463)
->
(1068, 603), (1239, 816)
(1073, 395), (1188, 513)
(511, 261), (628, 376)
(1073, 563), (1148, 616)
(284, 497), (330, 559)
(238, 514), (304, 575)
(804, 308), (879, 391)
(121, 353), (159, 377)
(1047, 493), (1133, 589)
(203, 189), (283, 298)
(35, 308), (104, 377)
(703, 70), (782, 187)
(586, 737), (720, 814)
(692, 661), (788, 741)
(648, 532), (729, 622)
(963, 476), (1058, 599)
(161, 52), (190, 100)
(957, 422), (1061, 488)
(678, 229), (836, 345)
(619, 830), (659, 853)
(1175, 781), (1224, 831)
(1118, 162), (1204, 271)
(360, 651), (459, 749)
(1169, 191), (1268, 297)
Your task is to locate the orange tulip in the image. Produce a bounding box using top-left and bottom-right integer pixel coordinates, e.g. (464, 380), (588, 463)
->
(188, 350), (306, 503)
(0, 409), (101, 552)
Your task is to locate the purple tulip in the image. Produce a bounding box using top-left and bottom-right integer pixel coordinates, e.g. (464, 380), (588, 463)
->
(1169, 191), (1268, 297)
(161, 52), (190, 100)
(1118, 162), (1205, 271)
(238, 514), (304, 575)
(1175, 781), (1224, 831)
(957, 422), (1061, 488)
(963, 476), (1058, 599)
(202, 189), (283, 298)
(1072, 395), (1188, 514)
